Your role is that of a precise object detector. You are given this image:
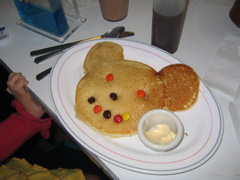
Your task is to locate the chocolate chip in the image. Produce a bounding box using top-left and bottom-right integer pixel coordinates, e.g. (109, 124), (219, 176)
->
(103, 110), (111, 119)
(110, 93), (117, 100)
(88, 96), (96, 104)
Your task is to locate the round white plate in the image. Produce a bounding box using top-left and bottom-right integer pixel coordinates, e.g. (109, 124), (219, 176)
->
(50, 39), (223, 175)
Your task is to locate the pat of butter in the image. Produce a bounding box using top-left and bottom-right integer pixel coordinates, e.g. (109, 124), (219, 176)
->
(144, 124), (176, 145)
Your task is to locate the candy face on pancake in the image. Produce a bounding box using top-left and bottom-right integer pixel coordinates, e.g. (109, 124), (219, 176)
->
(75, 60), (166, 136)
(159, 64), (200, 111)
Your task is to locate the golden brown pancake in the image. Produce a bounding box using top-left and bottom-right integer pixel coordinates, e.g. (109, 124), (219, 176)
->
(83, 42), (124, 73)
(76, 60), (166, 136)
(159, 64), (200, 111)
(75, 42), (200, 137)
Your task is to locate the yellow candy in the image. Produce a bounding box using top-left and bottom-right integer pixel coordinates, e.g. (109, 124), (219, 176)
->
(122, 112), (130, 121)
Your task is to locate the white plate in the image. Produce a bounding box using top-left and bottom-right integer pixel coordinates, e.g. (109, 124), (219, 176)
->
(50, 39), (223, 175)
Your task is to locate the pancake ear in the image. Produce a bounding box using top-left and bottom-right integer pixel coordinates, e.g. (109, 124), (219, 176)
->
(159, 64), (200, 111)
(83, 42), (124, 73)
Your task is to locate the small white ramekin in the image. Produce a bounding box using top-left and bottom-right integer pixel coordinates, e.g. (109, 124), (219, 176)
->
(137, 109), (184, 151)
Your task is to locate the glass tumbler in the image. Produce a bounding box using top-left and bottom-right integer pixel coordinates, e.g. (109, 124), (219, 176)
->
(151, 0), (188, 54)
(99, 0), (129, 21)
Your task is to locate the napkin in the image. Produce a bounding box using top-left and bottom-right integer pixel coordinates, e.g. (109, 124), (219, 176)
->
(203, 34), (240, 98)
(203, 34), (240, 143)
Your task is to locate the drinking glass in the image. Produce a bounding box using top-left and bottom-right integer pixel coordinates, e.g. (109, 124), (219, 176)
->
(151, 0), (188, 54)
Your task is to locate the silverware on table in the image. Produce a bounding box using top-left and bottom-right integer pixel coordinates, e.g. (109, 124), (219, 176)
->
(31, 26), (125, 56)
(36, 67), (52, 81)
(32, 26), (127, 64)
(34, 31), (134, 64)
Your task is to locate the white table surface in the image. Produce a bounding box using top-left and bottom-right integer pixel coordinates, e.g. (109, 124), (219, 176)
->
(1, 0), (240, 179)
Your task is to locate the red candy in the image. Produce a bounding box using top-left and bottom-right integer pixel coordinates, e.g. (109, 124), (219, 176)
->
(137, 90), (145, 97)
(114, 115), (123, 123)
(106, 74), (114, 81)
(94, 105), (102, 113)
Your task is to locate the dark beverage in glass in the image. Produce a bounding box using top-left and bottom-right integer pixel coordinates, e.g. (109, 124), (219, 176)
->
(151, 0), (188, 54)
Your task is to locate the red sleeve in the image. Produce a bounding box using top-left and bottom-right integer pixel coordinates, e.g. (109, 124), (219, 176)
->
(0, 100), (51, 162)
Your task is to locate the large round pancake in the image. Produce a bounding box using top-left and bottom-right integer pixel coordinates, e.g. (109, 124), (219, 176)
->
(83, 42), (124, 73)
(159, 64), (200, 111)
(75, 60), (166, 137)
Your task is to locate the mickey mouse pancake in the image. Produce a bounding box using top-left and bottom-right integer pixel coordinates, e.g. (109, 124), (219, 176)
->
(75, 42), (199, 137)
